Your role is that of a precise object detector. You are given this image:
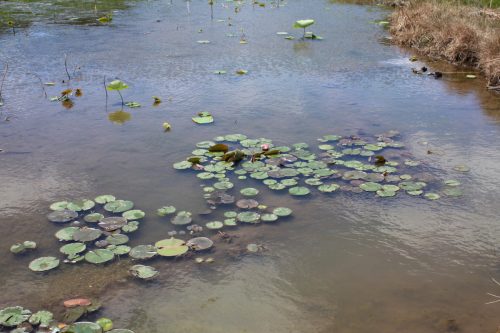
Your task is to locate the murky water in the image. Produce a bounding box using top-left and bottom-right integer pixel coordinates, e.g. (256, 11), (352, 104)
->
(1, 0), (500, 332)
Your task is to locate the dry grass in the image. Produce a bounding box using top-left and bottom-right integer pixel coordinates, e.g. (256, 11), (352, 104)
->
(390, 1), (500, 86)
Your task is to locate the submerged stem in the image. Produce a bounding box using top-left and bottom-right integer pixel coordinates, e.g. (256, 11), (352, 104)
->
(117, 90), (124, 107)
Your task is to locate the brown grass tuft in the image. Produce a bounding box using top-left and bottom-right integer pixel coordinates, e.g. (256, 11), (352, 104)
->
(390, 1), (500, 86)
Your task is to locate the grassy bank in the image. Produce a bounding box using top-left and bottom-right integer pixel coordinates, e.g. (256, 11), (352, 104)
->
(389, 1), (500, 88)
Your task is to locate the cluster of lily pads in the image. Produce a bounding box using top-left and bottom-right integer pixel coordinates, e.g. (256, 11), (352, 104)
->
(20, 195), (144, 272)
(173, 132), (466, 200)
(0, 302), (134, 333)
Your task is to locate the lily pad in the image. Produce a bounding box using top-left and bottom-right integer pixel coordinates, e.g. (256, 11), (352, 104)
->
(105, 234), (129, 245)
(444, 179), (461, 186)
(293, 19), (315, 29)
(186, 237), (214, 250)
(206, 221), (224, 230)
(443, 187), (463, 197)
(261, 213), (278, 222)
(240, 187), (259, 196)
(65, 322), (102, 333)
(157, 206), (176, 216)
(236, 199), (259, 209)
(106, 80), (128, 91)
(0, 306), (31, 327)
(96, 317), (114, 331)
(359, 182), (382, 192)
(108, 245), (131, 255)
(224, 211), (237, 218)
(424, 193), (440, 200)
(47, 210), (78, 223)
(237, 211), (261, 223)
(129, 245), (157, 259)
(288, 186), (310, 196)
(73, 228), (102, 242)
(192, 112), (214, 124)
(84, 213), (104, 223)
(273, 207), (292, 217)
(122, 221), (140, 233)
(155, 238), (189, 257)
(55, 227), (79, 241)
(29, 310), (53, 327)
(85, 249), (115, 264)
(129, 265), (159, 280)
(318, 184), (340, 193)
(171, 211), (192, 225)
(173, 161), (193, 170)
(98, 217), (127, 231)
(50, 201), (69, 211)
(66, 199), (95, 212)
(122, 210), (145, 220)
(95, 195), (116, 204)
(104, 200), (134, 213)
(60, 242), (86, 256)
(10, 241), (37, 254)
(29, 256), (60, 272)
(224, 218), (237, 226)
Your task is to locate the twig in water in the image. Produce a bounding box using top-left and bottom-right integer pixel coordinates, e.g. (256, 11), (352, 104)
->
(0, 64), (8, 104)
(103, 75), (108, 111)
(28, 72), (48, 99)
(64, 54), (71, 82)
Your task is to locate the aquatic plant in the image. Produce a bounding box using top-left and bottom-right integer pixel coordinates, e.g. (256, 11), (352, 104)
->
(293, 19), (314, 38)
(106, 80), (129, 107)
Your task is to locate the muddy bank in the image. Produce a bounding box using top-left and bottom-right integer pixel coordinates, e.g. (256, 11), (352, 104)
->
(389, 2), (500, 88)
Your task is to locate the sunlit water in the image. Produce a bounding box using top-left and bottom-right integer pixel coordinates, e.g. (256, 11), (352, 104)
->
(1, 0), (500, 332)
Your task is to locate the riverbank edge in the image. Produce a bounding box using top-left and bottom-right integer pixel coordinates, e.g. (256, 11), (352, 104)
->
(387, 1), (500, 89)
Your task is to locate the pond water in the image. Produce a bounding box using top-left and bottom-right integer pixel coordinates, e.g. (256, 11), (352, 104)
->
(1, 0), (500, 332)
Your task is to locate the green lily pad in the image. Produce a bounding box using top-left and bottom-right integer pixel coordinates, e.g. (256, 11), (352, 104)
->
(10, 241), (37, 254)
(66, 199), (95, 212)
(122, 221), (140, 233)
(192, 112), (214, 124)
(236, 199), (259, 209)
(0, 306), (31, 327)
(197, 172), (215, 180)
(85, 249), (114, 264)
(108, 245), (131, 255)
(376, 189), (396, 197)
(155, 238), (189, 257)
(73, 228), (102, 242)
(186, 237), (214, 250)
(399, 181), (426, 191)
(47, 210), (78, 223)
(318, 184), (340, 193)
(129, 245), (157, 259)
(105, 234), (129, 245)
(224, 218), (237, 226)
(98, 217), (127, 231)
(281, 178), (298, 186)
(288, 187), (310, 196)
(424, 193), (440, 200)
(84, 213), (104, 223)
(60, 242), (86, 256)
(173, 161), (193, 170)
(55, 227), (79, 241)
(261, 213), (278, 222)
(407, 190), (423, 196)
(359, 182), (382, 192)
(214, 181), (234, 190)
(156, 206), (176, 216)
(224, 211), (237, 218)
(96, 317), (114, 331)
(240, 188), (259, 196)
(129, 265), (159, 280)
(65, 322), (103, 333)
(294, 18), (314, 28)
(443, 187), (463, 197)
(318, 135), (342, 142)
(206, 221), (224, 229)
(50, 201), (69, 211)
(29, 310), (53, 327)
(444, 179), (461, 186)
(237, 212), (261, 223)
(125, 101), (141, 108)
(107, 80), (128, 91)
(122, 210), (145, 220)
(273, 207), (292, 216)
(29, 256), (60, 272)
(95, 195), (116, 204)
(268, 183), (286, 190)
(104, 200), (134, 213)
(171, 211), (192, 225)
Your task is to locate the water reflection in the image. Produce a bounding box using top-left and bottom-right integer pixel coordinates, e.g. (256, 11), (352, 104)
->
(108, 110), (131, 124)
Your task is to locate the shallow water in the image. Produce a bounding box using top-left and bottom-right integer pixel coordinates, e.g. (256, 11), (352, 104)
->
(1, 0), (500, 332)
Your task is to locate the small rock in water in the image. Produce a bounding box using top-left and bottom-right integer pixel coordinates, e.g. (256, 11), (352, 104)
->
(168, 231), (177, 236)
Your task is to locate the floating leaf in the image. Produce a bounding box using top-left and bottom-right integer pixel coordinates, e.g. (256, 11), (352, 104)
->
(240, 187), (259, 196)
(96, 317), (114, 331)
(424, 193), (440, 200)
(236, 69), (248, 75)
(60, 242), (86, 256)
(125, 101), (141, 108)
(108, 245), (131, 255)
(85, 249), (114, 264)
(50, 201), (69, 211)
(122, 221), (140, 233)
(104, 200), (134, 213)
(192, 112), (214, 124)
(29, 310), (53, 327)
(47, 210), (78, 223)
(163, 122), (172, 131)
(122, 210), (145, 220)
(129, 245), (157, 259)
(157, 206), (176, 216)
(0, 306), (31, 327)
(236, 199), (259, 209)
(444, 179), (461, 186)
(318, 184), (340, 193)
(237, 212), (261, 223)
(73, 228), (102, 242)
(171, 211), (192, 225)
(67, 199), (95, 212)
(187, 237), (214, 250)
(209, 143), (229, 153)
(98, 217), (127, 231)
(197, 40), (210, 44)
(55, 227), (79, 241)
(29, 256), (60, 272)
(261, 213), (278, 222)
(105, 234), (129, 245)
(288, 186), (310, 196)
(206, 221), (224, 229)
(84, 213), (104, 223)
(66, 322), (102, 333)
(155, 238), (189, 257)
(173, 161), (193, 170)
(129, 265), (159, 280)
(10, 241), (37, 254)
(273, 207), (292, 217)
(359, 182), (382, 192)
